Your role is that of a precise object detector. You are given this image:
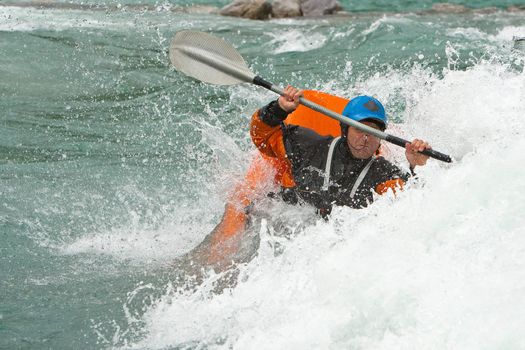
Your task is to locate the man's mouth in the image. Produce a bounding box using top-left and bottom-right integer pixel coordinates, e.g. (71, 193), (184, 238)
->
(353, 143), (369, 151)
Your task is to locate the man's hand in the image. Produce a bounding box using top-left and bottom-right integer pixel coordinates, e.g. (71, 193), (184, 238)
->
(278, 85), (303, 112)
(405, 139), (431, 169)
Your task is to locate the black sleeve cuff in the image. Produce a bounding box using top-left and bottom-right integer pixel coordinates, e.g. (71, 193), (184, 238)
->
(259, 100), (291, 127)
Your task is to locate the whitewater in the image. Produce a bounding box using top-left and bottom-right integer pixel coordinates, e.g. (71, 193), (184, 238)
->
(114, 60), (525, 349)
(1, 3), (524, 349)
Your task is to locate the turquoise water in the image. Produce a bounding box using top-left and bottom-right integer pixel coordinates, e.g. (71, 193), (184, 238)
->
(1, 2), (525, 349)
(3, 0), (525, 11)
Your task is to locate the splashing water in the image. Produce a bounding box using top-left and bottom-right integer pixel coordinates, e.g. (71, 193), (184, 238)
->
(1, 3), (524, 349)
(120, 60), (525, 349)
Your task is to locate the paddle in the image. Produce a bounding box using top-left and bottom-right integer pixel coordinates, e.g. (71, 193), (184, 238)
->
(169, 31), (453, 163)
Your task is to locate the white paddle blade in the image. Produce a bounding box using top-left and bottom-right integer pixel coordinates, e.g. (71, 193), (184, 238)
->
(170, 31), (255, 85)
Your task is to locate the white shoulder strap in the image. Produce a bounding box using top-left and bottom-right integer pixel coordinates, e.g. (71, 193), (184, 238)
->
(349, 156), (375, 199)
(321, 136), (376, 198)
(322, 137), (341, 191)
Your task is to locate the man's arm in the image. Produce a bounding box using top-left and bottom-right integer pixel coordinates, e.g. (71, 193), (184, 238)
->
(250, 86), (303, 160)
(249, 101), (290, 160)
(372, 158), (412, 195)
(373, 135), (431, 195)
(375, 178), (406, 195)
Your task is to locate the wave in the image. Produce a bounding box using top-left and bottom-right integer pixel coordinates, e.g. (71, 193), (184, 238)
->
(93, 58), (525, 349)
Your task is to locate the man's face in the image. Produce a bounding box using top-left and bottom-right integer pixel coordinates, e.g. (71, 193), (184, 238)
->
(346, 121), (382, 159)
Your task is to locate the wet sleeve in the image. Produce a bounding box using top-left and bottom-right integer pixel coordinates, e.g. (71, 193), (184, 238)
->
(375, 178), (406, 195)
(374, 160), (411, 195)
(250, 100), (326, 187)
(250, 100), (291, 160)
(250, 102), (297, 188)
(259, 100), (290, 126)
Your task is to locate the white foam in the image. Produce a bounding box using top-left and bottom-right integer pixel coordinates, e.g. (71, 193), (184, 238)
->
(494, 25), (525, 41)
(118, 59), (525, 349)
(360, 15), (412, 37)
(58, 200), (221, 265)
(266, 29), (328, 54)
(446, 27), (489, 40)
(444, 25), (525, 44)
(60, 221), (211, 264)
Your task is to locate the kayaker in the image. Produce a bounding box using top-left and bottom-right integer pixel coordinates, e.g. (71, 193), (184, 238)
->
(250, 86), (431, 217)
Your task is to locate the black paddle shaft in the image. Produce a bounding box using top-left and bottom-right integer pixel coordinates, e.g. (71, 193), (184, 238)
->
(254, 76), (453, 163)
(386, 135), (452, 163)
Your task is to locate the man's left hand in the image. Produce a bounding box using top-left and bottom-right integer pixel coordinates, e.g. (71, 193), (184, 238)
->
(405, 139), (431, 168)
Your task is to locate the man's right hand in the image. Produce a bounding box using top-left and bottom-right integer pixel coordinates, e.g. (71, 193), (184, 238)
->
(278, 85), (303, 112)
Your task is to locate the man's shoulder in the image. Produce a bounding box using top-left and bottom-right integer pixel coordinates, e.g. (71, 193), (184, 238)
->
(283, 124), (334, 168)
(284, 124), (333, 147)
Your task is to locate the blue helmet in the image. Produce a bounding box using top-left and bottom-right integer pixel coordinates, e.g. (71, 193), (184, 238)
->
(341, 95), (387, 133)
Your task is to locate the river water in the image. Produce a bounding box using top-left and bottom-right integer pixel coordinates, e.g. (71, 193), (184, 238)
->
(1, 1), (525, 348)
